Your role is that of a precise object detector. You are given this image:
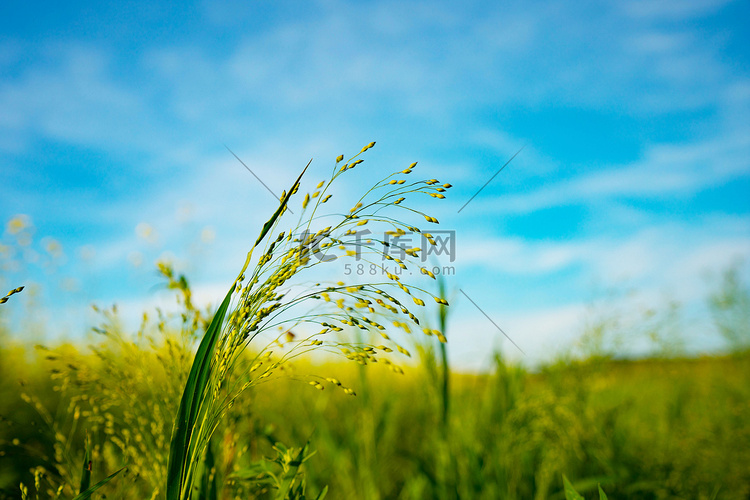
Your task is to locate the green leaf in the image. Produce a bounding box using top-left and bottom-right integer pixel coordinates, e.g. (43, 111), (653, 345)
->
(255, 160), (310, 249)
(166, 288), (233, 500)
(227, 462), (274, 482)
(599, 484), (608, 500)
(275, 442), (309, 500)
(315, 485), (329, 500)
(71, 466), (126, 500)
(198, 442), (218, 500)
(563, 475), (585, 500)
(167, 161), (309, 500)
(79, 433), (91, 494)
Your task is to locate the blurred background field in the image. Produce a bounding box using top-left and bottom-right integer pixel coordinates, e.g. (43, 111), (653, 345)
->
(1, 259), (748, 499)
(2, 1), (749, 498)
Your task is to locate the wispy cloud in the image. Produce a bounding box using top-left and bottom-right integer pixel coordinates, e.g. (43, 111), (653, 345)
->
(0, 44), (149, 147)
(467, 132), (750, 216)
(457, 216), (750, 301)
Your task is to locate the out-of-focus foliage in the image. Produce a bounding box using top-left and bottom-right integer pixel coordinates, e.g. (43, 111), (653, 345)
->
(2, 259), (749, 498)
(3, 342), (749, 498)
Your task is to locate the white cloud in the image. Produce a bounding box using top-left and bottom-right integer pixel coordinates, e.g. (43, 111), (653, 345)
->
(0, 44), (150, 147)
(459, 237), (584, 274)
(456, 215), (750, 300)
(468, 132), (750, 216)
(445, 303), (584, 370)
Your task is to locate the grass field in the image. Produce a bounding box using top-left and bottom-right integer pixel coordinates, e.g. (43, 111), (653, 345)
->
(1, 319), (748, 499)
(1, 149), (748, 499)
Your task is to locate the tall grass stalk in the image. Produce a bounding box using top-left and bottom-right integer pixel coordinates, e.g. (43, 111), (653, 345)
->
(166, 143), (451, 499)
(436, 275), (449, 429)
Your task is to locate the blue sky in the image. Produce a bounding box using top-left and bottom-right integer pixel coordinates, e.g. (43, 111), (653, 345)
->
(1, 0), (748, 368)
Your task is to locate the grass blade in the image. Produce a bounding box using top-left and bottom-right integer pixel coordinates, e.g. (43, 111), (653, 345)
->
(167, 163), (309, 500)
(78, 433), (91, 494)
(563, 475), (585, 500)
(198, 442), (218, 500)
(71, 466), (126, 500)
(255, 160), (310, 248)
(167, 288), (232, 500)
(599, 484), (609, 500)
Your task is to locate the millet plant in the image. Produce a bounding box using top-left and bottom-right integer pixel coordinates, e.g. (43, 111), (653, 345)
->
(167, 142), (452, 499)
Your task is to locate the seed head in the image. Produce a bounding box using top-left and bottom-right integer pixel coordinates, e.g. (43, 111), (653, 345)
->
(420, 267), (435, 279)
(1, 286), (24, 305)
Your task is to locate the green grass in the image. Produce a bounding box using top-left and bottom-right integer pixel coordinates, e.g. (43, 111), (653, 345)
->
(1, 146), (749, 498)
(3, 337), (749, 498)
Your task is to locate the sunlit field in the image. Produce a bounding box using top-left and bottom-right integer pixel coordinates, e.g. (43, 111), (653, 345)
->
(1, 146), (749, 499)
(2, 296), (749, 499)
